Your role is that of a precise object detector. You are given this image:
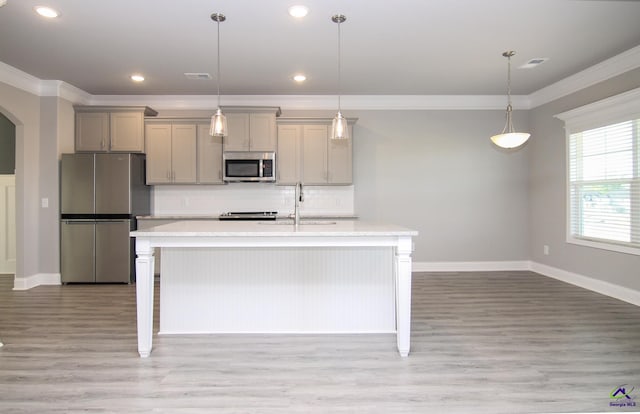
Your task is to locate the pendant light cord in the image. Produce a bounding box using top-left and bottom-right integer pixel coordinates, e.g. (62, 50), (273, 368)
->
(337, 19), (342, 112)
(216, 18), (221, 108)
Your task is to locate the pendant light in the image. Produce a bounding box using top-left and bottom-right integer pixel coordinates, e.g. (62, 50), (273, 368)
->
(331, 14), (349, 140)
(490, 51), (530, 149)
(209, 13), (228, 137)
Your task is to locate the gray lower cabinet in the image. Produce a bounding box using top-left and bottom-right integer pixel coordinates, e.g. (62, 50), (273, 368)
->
(61, 220), (132, 283)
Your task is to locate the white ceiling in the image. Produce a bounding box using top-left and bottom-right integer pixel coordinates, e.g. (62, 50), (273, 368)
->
(1, 0), (640, 97)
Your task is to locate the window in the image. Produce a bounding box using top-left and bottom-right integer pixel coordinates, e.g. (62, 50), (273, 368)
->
(557, 88), (640, 255)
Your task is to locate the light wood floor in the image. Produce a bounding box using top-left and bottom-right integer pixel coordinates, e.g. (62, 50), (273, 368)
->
(1, 271), (639, 413)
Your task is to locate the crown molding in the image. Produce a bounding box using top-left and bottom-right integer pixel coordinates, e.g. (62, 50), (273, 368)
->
(40, 80), (92, 104)
(1, 44), (639, 110)
(529, 44), (640, 108)
(88, 93), (529, 111)
(0, 61), (42, 96)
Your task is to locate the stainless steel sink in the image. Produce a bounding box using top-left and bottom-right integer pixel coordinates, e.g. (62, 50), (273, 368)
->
(258, 220), (337, 225)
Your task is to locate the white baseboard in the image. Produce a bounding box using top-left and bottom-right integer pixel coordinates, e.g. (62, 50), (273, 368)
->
(412, 260), (640, 307)
(412, 261), (530, 272)
(13, 273), (61, 290)
(529, 262), (640, 307)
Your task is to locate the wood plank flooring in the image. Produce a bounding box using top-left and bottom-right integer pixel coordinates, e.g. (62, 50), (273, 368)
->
(0, 271), (639, 413)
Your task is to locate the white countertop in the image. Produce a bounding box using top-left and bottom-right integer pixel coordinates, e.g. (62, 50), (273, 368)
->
(137, 215), (359, 220)
(131, 219), (417, 238)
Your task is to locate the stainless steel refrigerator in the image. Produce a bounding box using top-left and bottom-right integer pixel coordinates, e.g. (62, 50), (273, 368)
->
(60, 153), (150, 283)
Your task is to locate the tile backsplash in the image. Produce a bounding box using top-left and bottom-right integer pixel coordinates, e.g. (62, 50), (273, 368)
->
(152, 184), (355, 217)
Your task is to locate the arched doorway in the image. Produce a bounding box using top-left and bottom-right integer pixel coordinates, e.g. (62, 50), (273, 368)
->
(0, 112), (16, 274)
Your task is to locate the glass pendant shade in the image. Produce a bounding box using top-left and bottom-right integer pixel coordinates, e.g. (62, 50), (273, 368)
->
(210, 108), (227, 137)
(490, 132), (531, 149)
(331, 111), (349, 140)
(491, 105), (530, 148)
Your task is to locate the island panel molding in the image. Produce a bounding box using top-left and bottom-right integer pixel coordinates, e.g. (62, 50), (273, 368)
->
(160, 246), (394, 333)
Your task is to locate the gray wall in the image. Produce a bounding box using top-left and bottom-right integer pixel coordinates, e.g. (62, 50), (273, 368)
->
(282, 108), (531, 263)
(528, 67), (640, 291)
(0, 82), (74, 281)
(0, 111), (15, 174)
(0, 82), (41, 279)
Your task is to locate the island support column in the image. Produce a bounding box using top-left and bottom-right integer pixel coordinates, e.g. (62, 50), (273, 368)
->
(135, 239), (155, 357)
(396, 236), (413, 357)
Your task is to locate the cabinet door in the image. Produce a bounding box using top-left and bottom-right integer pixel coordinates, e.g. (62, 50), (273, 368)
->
(76, 112), (109, 152)
(223, 113), (250, 151)
(171, 124), (197, 183)
(197, 123), (224, 184)
(276, 125), (301, 185)
(145, 124), (173, 184)
(249, 113), (277, 151)
(302, 125), (328, 184)
(328, 125), (353, 184)
(110, 112), (144, 152)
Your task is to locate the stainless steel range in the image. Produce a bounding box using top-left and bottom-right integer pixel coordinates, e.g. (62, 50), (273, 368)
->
(219, 211), (278, 221)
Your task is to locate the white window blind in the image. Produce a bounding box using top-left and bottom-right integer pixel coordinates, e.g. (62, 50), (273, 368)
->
(568, 119), (639, 252)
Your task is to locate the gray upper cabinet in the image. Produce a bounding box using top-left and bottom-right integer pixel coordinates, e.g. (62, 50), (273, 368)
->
(197, 123), (224, 184)
(145, 120), (222, 185)
(276, 125), (301, 184)
(145, 123), (197, 184)
(74, 106), (157, 153)
(222, 107), (281, 152)
(277, 119), (354, 186)
(302, 125), (329, 184)
(327, 129), (353, 184)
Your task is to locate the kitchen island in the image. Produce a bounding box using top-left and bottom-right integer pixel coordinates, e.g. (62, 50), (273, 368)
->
(131, 220), (417, 358)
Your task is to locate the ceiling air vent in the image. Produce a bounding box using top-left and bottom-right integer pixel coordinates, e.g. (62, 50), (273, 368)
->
(184, 73), (212, 80)
(519, 58), (549, 69)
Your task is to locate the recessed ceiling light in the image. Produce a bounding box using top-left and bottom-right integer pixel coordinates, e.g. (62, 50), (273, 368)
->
(288, 5), (309, 18)
(34, 6), (59, 18)
(130, 74), (145, 82)
(293, 74), (307, 82)
(519, 57), (549, 69)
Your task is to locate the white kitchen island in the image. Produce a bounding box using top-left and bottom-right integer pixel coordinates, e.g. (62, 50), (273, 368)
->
(131, 220), (417, 358)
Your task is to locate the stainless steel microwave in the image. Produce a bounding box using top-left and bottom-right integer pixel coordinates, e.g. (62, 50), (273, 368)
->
(223, 151), (276, 182)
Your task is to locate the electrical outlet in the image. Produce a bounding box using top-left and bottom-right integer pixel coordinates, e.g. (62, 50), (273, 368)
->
(41, 198), (48, 208)
(543, 245), (550, 255)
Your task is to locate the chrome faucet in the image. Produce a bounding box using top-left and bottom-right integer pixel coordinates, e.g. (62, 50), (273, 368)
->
(294, 182), (304, 226)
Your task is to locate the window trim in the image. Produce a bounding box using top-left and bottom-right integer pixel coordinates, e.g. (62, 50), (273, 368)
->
(556, 87), (640, 257)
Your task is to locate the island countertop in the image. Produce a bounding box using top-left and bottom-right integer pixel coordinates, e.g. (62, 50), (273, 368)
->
(131, 219), (418, 238)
